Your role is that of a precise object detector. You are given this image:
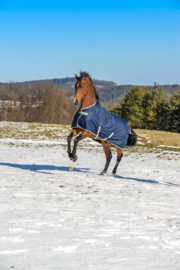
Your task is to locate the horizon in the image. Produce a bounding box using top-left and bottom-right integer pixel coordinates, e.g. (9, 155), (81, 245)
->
(0, 76), (180, 87)
(0, 76), (180, 86)
(0, 0), (180, 85)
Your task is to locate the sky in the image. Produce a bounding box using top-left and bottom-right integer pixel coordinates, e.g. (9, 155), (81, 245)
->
(0, 0), (180, 85)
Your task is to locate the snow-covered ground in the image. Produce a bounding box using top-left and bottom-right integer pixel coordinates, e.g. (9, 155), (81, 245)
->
(0, 123), (180, 270)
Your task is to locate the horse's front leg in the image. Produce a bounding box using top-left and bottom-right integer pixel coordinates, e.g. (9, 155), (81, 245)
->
(112, 148), (123, 176)
(67, 131), (73, 159)
(71, 133), (83, 162)
(71, 130), (94, 162)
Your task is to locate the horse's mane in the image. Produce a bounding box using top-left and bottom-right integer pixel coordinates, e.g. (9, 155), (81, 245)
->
(77, 71), (99, 100)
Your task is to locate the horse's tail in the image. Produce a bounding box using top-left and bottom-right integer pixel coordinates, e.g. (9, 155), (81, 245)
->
(126, 129), (137, 147)
(126, 129), (149, 147)
(136, 133), (149, 143)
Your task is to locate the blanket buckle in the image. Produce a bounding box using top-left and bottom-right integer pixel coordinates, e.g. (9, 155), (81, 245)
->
(79, 111), (88, 116)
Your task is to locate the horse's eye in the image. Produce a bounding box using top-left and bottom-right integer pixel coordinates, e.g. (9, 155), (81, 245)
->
(81, 86), (84, 89)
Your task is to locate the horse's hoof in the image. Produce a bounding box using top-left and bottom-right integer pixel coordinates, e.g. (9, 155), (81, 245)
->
(111, 173), (115, 177)
(99, 171), (107, 175)
(72, 155), (78, 162)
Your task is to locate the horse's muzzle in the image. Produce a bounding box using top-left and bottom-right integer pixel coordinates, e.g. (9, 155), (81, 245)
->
(74, 100), (78, 105)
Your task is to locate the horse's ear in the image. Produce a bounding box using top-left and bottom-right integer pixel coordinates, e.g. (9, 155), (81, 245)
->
(75, 74), (79, 80)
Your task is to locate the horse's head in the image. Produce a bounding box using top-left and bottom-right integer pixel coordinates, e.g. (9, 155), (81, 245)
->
(73, 74), (89, 105)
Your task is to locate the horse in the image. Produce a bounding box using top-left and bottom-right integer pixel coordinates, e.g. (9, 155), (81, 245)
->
(67, 72), (137, 176)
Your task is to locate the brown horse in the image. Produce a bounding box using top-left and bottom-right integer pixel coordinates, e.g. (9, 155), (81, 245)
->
(67, 72), (137, 176)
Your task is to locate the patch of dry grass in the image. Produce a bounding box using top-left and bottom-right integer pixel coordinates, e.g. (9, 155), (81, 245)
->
(0, 122), (179, 152)
(135, 129), (180, 150)
(0, 122), (72, 141)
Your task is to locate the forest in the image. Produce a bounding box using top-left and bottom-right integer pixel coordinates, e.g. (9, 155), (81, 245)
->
(111, 83), (180, 133)
(0, 81), (76, 124)
(0, 81), (180, 133)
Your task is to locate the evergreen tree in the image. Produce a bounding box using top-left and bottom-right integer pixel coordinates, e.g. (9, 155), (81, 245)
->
(169, 92), (180, 133)
(142, 89), (156, 129)
(110, 104), (122, 117)
(152, 83), (169, 131)
(120, 86), (147, 128)
(110, 84), (179, 133)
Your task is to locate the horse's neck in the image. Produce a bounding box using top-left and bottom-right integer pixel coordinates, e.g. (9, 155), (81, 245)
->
(80, 86), (96, 109)
(81, 97), (96, 109)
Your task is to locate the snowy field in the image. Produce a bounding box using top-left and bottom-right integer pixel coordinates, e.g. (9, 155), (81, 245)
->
(0, 122), (180, 270)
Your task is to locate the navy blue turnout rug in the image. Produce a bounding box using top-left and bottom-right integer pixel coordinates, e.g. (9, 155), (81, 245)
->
(71, 101), (131, 150)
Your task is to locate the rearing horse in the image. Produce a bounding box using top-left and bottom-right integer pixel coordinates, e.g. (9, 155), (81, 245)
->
(67, 72), (137, 176)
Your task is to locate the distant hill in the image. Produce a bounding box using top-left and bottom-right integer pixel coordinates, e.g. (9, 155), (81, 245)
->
(22, 77), (117, 90)
(98, 84), (180, 102)
(0, 77), (180, 103)
(148, 84), (180, 97)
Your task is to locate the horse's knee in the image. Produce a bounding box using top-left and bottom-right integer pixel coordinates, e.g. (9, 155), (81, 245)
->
(67, 132), (73, 142)
(67, 135), (71, 143)
(74, 134), (83, 144)
(74, 137), (79, 144)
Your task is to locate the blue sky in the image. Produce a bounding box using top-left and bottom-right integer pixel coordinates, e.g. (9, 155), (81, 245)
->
(0, 0), (180, 85)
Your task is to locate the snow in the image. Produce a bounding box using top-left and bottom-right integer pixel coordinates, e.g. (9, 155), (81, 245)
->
(0, 124), (180, 270)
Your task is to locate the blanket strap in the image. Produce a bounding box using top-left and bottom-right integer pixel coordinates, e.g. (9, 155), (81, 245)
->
(79, 111), (88, 116)
(94, 126), (101, 139)
(104, 132), (114, 140)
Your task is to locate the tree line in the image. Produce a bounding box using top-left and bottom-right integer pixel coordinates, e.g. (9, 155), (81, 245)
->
(0, 81), (76, 124)
(1, 81), (180, 133)
(110, 83), (180, 133)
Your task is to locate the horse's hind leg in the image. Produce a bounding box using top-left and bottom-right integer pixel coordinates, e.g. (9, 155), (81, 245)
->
(112, 148), (123, 176)
(100, 141), (112, 175)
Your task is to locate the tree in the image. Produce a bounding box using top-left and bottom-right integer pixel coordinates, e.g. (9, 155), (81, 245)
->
(119, 86), (147, 128)
(110, 83), (171, 131)
(169, 92), (180, 133)
(152, 83), (169, 131)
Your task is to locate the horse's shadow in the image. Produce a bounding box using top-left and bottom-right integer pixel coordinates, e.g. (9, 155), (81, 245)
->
(0, 162), (178, 187)
(114, 175), (180, 187)
(0, 162), (91, 175)
(114, 174), (158, 184)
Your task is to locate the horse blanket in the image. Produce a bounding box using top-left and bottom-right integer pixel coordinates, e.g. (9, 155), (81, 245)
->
(71, 101), (131, 150)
